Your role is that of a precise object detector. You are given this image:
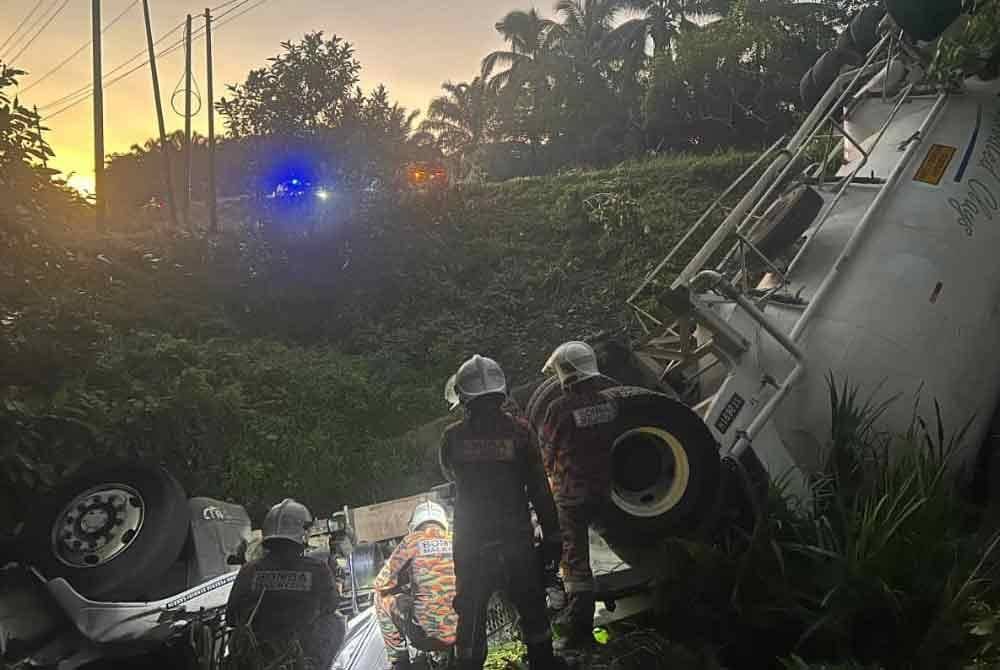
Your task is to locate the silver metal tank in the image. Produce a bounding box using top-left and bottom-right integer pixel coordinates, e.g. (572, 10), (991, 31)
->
(631, 24), (1000, 505)
(767, 77), (1000, 486)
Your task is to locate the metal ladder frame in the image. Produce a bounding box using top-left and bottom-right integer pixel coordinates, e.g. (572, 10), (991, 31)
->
(627, 30), (952, 455)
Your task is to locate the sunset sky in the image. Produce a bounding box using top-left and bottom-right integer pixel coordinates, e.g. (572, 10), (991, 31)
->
(1, 0), (511, 187)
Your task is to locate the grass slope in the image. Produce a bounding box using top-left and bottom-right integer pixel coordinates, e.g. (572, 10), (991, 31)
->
(1, 151), (753, 522)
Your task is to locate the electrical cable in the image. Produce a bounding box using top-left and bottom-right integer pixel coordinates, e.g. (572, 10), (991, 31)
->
(21, 0), (140, 94)
(7, 0), (74, 65)
(38, 16), (186, 110)
(171, 31), (203, 117)
(0, 0), (50, 60)
(39, 0), (250, 110)
(43, 0), (271, 121)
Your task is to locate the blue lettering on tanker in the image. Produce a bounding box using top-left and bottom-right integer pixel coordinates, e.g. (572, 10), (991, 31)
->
(950, 112), (1000, 236)
(955, 105), (983, 183)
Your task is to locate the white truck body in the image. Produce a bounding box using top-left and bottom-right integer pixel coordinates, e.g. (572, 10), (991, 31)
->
(633, 28), (1000, 505)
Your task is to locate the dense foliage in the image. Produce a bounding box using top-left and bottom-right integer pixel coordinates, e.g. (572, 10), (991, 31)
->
(637, 384), (1000, 669)
(2, 50), (757, 520)
(100, 33), (440, 228)
(4, 4), (1000, 667)
(91, 0), (1000, 220)
(422, 0), (846, 177)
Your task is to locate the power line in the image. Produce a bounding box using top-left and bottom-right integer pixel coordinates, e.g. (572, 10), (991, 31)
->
(210, 0), (247, 12)
(36, 0), (252, 109)
(7, 0), (75, 66)
(4, 0), (59, 62)
(38, 16), (186, 110)
(0, 0), (48, 60)
(43, 0), (271, 121)
(21, 0), (140, 94)
(212, 0), (269, 30)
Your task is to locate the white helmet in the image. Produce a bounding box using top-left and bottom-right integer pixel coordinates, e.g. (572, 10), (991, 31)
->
(444, 354), (507, 410)
(409, 500), (449, 533)
(543, 341), (600, 389)
(261, 498), (313, 547)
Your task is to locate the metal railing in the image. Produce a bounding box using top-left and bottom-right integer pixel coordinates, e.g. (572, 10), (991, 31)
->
(627, 27), (950, 433)
(628, 30), (931, 368)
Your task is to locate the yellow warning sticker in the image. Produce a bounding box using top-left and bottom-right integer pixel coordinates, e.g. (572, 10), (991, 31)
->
(913, 144), (957, 185)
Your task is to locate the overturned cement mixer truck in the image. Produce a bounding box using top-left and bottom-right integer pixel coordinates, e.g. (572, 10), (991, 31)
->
(515, 0), (1000, 568)
(3, 2), (999, 666)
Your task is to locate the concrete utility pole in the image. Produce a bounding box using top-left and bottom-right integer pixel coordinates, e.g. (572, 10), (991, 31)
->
(205, 8), (218, 233)
(183, 14), (192, 230)
(92, 0), (106, 231)
(143, 0), (179, 229)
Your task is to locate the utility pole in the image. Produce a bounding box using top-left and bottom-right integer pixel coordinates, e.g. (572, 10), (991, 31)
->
(33, 105), (47, 168)
(92, 0), (106, 232)
(205, 8), (218, 233)
(183, 14), (192, 230)
(143, 0), (179, 229)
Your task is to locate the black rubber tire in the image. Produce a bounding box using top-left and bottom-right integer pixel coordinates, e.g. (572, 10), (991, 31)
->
(813, 47), (864, 95)
(849, 6), (887, 57)
(801, 47), (864, 112)
(800, 65), (821, 113)
(749, 184), (824, 261)
(26, 462), (189, 601)
(599, 387), (721, 544)
(886, 0), (962, 43)
(525, 376), (563, 436)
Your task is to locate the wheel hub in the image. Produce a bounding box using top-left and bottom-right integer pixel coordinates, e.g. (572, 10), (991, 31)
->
(52, 485), (145, 568)
(610, 427), (691, 518)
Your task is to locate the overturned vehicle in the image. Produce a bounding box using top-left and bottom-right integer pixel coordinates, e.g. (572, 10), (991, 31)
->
(5, 2), (999, 668)
(0, 468), (528, 669)
(1, 463), (251, 668)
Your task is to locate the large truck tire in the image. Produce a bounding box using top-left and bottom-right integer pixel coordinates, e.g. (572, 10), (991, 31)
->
(886, 0), (962, 43)
(25, 462), (189, 601)
(800, 47), (864, 112)
(848, 7), (887, 57)
(527, 384), (721, 550)
(599, 387), (721, 544)
(749, 183), (824, 263)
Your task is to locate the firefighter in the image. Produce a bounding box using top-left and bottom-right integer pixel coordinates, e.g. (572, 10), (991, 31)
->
(538, 341), (620, 656)
(225, 498), (344, 670)
(440, 355), (565, 670)
(374, 500), (459, 670)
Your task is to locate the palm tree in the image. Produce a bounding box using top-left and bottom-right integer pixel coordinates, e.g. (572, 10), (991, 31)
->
(609, 0), (720, 58)
(481, 8), (561, 93)
(481, 9), (562, 164)
(419, 77), (496, 172)
(549, 0), (624, 158)
(551, 0), (621, 65)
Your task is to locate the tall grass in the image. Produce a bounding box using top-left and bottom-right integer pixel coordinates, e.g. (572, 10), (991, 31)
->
(649, 378), (1000, 669)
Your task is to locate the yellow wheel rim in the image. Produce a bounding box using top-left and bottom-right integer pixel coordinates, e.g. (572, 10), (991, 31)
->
(610, 426), (691, 518)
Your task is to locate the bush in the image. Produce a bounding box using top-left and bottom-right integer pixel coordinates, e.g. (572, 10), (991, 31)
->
(0, 331), (438, 526)
(648, 379), (1000, 670)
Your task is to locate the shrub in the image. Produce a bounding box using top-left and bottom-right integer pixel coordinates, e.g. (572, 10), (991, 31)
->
(650, 379), (1000, 670)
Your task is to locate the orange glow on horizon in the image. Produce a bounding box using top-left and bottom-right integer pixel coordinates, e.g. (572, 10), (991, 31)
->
(2, 0), (506, 178)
